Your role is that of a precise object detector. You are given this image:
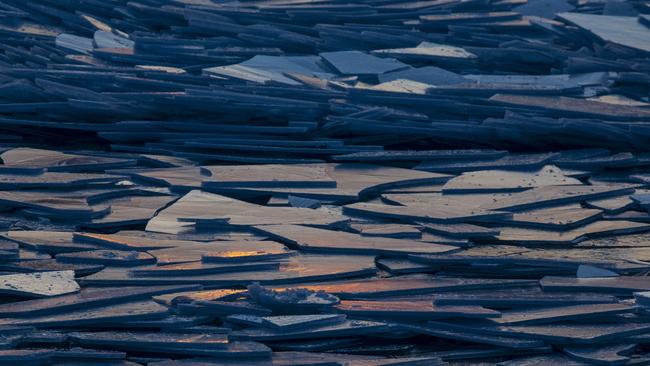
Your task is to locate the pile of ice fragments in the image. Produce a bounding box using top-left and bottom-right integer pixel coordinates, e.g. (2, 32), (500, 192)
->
(0, 0), (648, 154)
(0, 0), (649, 365)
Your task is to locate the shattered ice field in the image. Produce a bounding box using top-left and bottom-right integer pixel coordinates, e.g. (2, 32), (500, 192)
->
(0, 0), (649, 364)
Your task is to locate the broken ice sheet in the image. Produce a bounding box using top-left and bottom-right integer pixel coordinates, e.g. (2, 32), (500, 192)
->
(69, 331), (271, 358)
(0, 148), (135, 173)
(353, 79), (433, 95)
(230, 319), (393, 341)
(348, 222), (422, 238)
(129, 261), (280, 277)
(0, 172), (123, 189)
(479, 184), (636, 211)
(375, 257), (439, 275)
(73, 232), (197, 251)
(563, 343), (638, 364)
(147, 190), (348, 234)
(276, 276), (536, 299)
(403, 322), (546, 349)
(410, 247), (632, 275)
(441, 165), (582, 193)
(541, 276), (650, 294)
(0, 270), (78, 298)
(416, 153), (559, 173)
(55, 250), (156, 266)
(0, 349), (54, 365)
(204, 55), (334, 86)
(496, 204), (603, 230)
(0, 300), (169, 327)
(202, 245), (294, 263)
(491, 321), (650, 344)
(349, 196), (511, 223)
(4, 231), (100, 254)
(86, 195), (178, 228)
(420, 223), (499, 238)
(335, 300), (501, 320)
(333, 149), (507, 163)
(320, 51), (408, 76)
(432, 287), (617, 308)
(200, 164), (337, 188)
(179, 299), (272, 316)
(490, 94), (650, 120)
(371, 42), (477, 64)
(0, 190), (110, 220)
(514, 0), (574, 18)
(148, 244), (270, 266)
(56, 33), (93, 54)
(256, 224), (461, 256)
(0, 284), (199, 317)
(153, 288), (245, 306)
(488, 303), (636, 325)
(578, 232), (650, 248)
(558, 13), (650, 54)
(79, 253), (377, 286)
(261, 314), (346, 330)
(576, 264), (619, 278)
(93, 30), (134, 49)
(0, 259), (103, 277)
(202, 163), (452, 203)
(378, 66), (468, 85)
(493, 220), (650, 245)
(187, 205), (349, 228)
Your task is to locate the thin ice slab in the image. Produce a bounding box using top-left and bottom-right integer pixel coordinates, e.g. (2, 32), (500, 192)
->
(0, 271), (79, 298)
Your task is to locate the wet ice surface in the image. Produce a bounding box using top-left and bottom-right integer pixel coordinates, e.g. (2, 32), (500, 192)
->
(1, 0), (650, 365)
